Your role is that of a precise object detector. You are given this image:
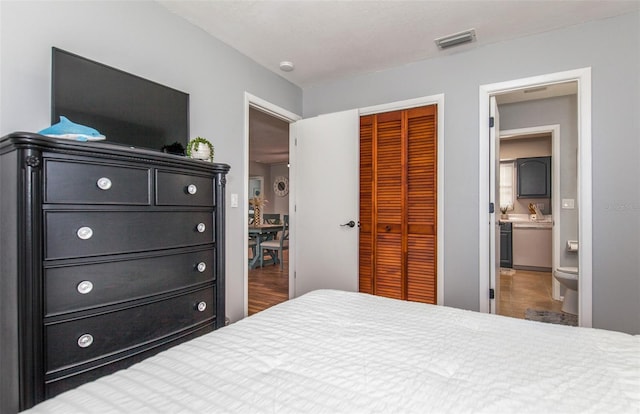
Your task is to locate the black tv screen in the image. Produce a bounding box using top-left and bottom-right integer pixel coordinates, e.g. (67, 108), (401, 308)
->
(51, 47), (189, 153)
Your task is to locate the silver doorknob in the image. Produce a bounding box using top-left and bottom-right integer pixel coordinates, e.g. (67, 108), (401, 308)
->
(196, 223), (206, 233)
(340, 220), (356, 228)
(187, 184), (197, 195)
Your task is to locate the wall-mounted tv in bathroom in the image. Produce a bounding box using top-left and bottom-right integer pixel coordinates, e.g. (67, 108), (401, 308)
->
(51, 47), (189, 153)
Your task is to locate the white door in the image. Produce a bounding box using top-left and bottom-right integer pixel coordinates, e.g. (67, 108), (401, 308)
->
(489, 96), (501, 313)
(290, 109), (360, 297)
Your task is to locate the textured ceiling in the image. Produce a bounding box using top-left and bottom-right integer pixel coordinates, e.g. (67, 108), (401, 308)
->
(159, 0), (639, 87)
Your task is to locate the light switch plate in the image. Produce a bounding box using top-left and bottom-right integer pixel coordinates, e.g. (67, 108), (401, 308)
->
(230, 193), (238, 208)
(562, 198), (575, 209)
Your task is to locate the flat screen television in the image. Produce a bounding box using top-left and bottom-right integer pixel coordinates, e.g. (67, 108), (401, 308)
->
(51, 47), (189, 154)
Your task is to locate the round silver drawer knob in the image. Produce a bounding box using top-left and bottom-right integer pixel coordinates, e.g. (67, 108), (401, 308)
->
(197, 301), (207, 312)
(187, 184), (198, 195)
(77, 281), (94, 294)
(77, 227), (94, 240)
(196, 223), (206, 233)
(197, 262), (207, 272)
(96, 177), (112, 190)
(77, 334), (94, 348)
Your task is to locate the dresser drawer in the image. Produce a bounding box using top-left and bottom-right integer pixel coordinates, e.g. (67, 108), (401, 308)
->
(45, 287), (215, 374)
(45, 211), (214, 259)
(156, 170), (214, 206)
(45, 249), (215, 316)
(44, 324), (214, 399)
(45, 159), (150, 205)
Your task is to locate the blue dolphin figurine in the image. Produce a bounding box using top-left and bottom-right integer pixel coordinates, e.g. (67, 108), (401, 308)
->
(38, 116), (106, 141)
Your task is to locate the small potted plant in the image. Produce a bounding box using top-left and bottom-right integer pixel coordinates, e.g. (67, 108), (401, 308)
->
(500, 205), (509, 220)
(186, 137), (214, 162)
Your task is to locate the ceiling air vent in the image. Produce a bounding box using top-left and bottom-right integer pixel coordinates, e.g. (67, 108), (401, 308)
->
(435, 29), (476, 49)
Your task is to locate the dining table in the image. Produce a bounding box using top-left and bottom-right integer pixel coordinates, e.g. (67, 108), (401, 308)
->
(248, 223), (282, 269)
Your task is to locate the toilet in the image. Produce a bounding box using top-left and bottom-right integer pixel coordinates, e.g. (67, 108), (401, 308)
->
(554, 266), (579, 315)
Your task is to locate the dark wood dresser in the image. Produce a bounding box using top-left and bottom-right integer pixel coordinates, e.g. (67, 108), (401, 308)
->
(0, 133), (230, 413)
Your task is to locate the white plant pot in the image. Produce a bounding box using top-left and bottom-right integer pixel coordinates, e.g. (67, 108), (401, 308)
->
(190, 145), (211, 161)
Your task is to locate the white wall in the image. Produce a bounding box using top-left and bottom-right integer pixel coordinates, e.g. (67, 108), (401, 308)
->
(0, 1), (302, 323)
(303, 12), (640, 334)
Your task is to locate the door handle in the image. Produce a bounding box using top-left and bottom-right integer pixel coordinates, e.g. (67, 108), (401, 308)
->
(340, 220), (356, 228)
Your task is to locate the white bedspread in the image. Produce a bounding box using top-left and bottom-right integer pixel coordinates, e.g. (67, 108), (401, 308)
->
(26, 290), (639, 413)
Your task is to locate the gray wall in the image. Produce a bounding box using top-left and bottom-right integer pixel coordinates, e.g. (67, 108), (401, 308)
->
(500, 96), (579, 269)
(0, 1), (302, 323)
(303, 12), (640, 334)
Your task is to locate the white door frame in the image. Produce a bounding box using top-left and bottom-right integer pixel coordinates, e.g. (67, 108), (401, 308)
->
(360, 94), (446, 305)
(500, 124), (561, 300)
(243, 93), (301, 317)
(478, 68), (592, 327)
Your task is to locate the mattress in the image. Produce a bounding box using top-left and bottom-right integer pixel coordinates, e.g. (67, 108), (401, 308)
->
(25, 290), (639, 413)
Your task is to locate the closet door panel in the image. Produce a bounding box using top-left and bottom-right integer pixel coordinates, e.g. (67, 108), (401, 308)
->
(375, 112), (403, 299)
(359, 116), (374, 293)
(406, 106), (437, 304)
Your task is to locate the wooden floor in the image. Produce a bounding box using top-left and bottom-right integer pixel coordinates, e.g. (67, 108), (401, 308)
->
(248, 250), (289, 315)
(498, 268), (563, 319)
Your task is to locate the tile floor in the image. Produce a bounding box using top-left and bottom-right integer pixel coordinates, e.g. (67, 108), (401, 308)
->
(498, 268), (564, 319)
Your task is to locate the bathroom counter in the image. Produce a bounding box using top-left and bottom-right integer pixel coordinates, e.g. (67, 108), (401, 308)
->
(500, 214), (552, 229)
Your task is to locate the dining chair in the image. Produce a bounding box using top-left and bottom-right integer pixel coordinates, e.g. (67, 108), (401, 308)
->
(260, 214), (289, 270)
(262, 213), (281, 224)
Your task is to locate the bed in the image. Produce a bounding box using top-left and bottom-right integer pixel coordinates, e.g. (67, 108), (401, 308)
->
(24, 290), (639, 413)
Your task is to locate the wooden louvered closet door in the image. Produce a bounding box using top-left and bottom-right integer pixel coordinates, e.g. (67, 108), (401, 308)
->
(359, 105), (437, 304)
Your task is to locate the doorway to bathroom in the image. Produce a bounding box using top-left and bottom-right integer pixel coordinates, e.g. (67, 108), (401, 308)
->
(497, 126), (566, 323)
(479, 68), (593, 327)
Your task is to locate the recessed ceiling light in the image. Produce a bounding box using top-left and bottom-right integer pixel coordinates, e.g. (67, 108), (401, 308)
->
(435, 29), (476, 49)
(279, 61), (294, 72)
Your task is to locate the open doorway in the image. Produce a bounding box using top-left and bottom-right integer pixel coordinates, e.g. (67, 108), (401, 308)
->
(244, 94), (300, 317)
(497, 126), (563, 321)
(479, 68), (592, 327)
(247, 106), (290, 315)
